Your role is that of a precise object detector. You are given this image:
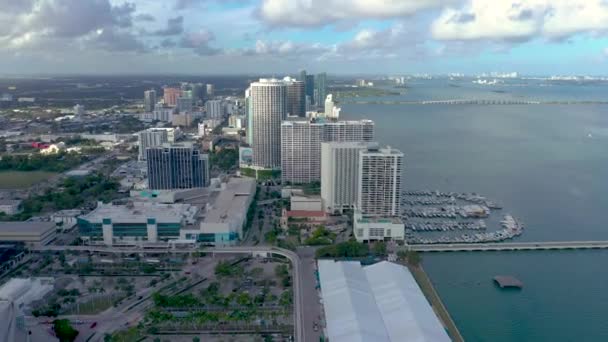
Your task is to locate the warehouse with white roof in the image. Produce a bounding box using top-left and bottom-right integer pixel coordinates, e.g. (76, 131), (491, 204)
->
(317, 260), (451, 342)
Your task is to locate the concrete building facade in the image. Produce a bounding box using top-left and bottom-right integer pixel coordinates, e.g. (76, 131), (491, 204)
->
(250, 79), (286, 169)
(321, 141), (371, 213)
(78, 202), (198, 245)
(0, 222), (56, 247)
(163, 87), (181, 107)
(138, 129), (168, 161)
(353, 210), (405, 242)
(358, 146), (403, 216)
(180, 178), (256, 246)
(144, 89), (156, 112)
(281, 119), (375, 184)
(205, 100), (224, 119)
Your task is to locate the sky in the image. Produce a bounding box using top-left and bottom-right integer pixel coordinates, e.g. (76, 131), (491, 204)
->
(1, 0), (608, 75)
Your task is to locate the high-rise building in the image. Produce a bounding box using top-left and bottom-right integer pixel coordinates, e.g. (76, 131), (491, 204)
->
(281, 121), (323, 184)
(305, 74), (315, 105)
(73, 104), (85, 116)
(192, 83), (204, 103)
(144, 90), (157, 112)
(358, 146), (403, 217)
(153, 106), (175, 122)
(205, 100), (224, 119)
(177, 94), (193, 113)
(206, 84), (215, 98)
(284, 77), (306, 117)
(250, 79), (286, 169)
(163, 87), (181, 107)
(315, 73), (327, 108)
(138, 129), (168, 161)
(321, 141), (372, 213)
(324, 94), (341, 119)
(245, 87), (253, 145)
(280, 119), (375, 184)
(146, 143), (210, 190)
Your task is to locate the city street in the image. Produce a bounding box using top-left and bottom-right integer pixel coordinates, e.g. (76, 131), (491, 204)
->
(297, 247), (323, 342)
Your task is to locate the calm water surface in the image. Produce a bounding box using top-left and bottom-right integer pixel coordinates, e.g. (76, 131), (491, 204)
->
(341, 80), (608, 341)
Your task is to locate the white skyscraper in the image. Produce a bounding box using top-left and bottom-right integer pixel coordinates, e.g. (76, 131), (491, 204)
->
(250, 79), (287, 169)
(321, 141), (372, 213)
(74, 104), (85, 117)
(324, 94), (340, 119)
(205, 100), (224, 119)
(138, 129), (168, 161)
(358, 146), (403, 217)
(281, 119), (375, 184)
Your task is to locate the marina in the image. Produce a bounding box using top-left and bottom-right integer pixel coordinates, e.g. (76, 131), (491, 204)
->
(401, 189), (523, 244)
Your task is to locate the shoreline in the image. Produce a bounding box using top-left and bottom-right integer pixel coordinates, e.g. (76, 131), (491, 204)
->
(409, 264), (464, 342)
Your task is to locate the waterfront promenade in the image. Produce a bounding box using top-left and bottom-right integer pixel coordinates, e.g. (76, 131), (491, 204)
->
(410, 240), (608, 252)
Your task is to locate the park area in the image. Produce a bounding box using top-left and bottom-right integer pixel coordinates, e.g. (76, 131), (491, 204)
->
(19, 250), (295, 342)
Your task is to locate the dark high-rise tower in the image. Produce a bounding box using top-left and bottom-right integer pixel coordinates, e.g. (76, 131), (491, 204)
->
(146, 143), (209, 190)
(315, 72), (327, 108)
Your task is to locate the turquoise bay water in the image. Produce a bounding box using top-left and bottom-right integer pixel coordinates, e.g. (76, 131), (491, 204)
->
(341, 81), (608, 341)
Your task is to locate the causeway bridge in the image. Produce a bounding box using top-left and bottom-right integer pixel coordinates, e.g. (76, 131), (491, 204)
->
(409, 241), (608, 252)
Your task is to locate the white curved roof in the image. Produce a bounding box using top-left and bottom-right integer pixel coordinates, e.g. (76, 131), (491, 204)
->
(318, 260), (451, 342)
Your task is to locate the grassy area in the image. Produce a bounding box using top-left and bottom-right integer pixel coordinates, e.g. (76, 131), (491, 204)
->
(409, 265), (464, 342)
(0, 170), (57, 189)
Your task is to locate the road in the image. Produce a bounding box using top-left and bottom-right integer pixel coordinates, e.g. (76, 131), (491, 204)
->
(297, 247), (323, 342)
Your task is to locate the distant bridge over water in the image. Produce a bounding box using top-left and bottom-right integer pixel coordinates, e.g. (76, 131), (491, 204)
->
(409, 241), (608, 252)
(340, 99), (608, 106)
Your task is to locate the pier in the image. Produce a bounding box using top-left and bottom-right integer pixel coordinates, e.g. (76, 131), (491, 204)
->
(409, 240), (608, 252)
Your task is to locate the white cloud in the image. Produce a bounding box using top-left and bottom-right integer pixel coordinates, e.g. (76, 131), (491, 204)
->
(432, 0), (608, 41)
(258, 0), (453, 27)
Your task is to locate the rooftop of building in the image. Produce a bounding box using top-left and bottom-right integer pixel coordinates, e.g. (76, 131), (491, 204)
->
(202, 178), (256, 224)
(318, 260), (450, 342)
(284, 210), (326, 218)
(0, 222), (56, 234)
(355, 215), (403, 225)
(79, 202), (198, 224)
(362, 145), (403, 156)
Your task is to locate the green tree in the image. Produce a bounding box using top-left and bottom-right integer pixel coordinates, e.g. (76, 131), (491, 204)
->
(372, 241), (387, 256)
(53, 319), (79, 342)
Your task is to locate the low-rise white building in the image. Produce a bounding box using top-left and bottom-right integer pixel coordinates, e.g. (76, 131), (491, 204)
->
(78, 202), (199, 245)
(291, 195), (322, 211)
(353, 210), (404, 242)
(0, 222), (56, 246)
(180, 178), (256, 246)
(51, 209), (82, 231)
(317, 260), (450, 342)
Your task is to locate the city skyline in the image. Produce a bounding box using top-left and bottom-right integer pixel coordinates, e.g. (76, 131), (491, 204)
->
(1, 0), (608, 75)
